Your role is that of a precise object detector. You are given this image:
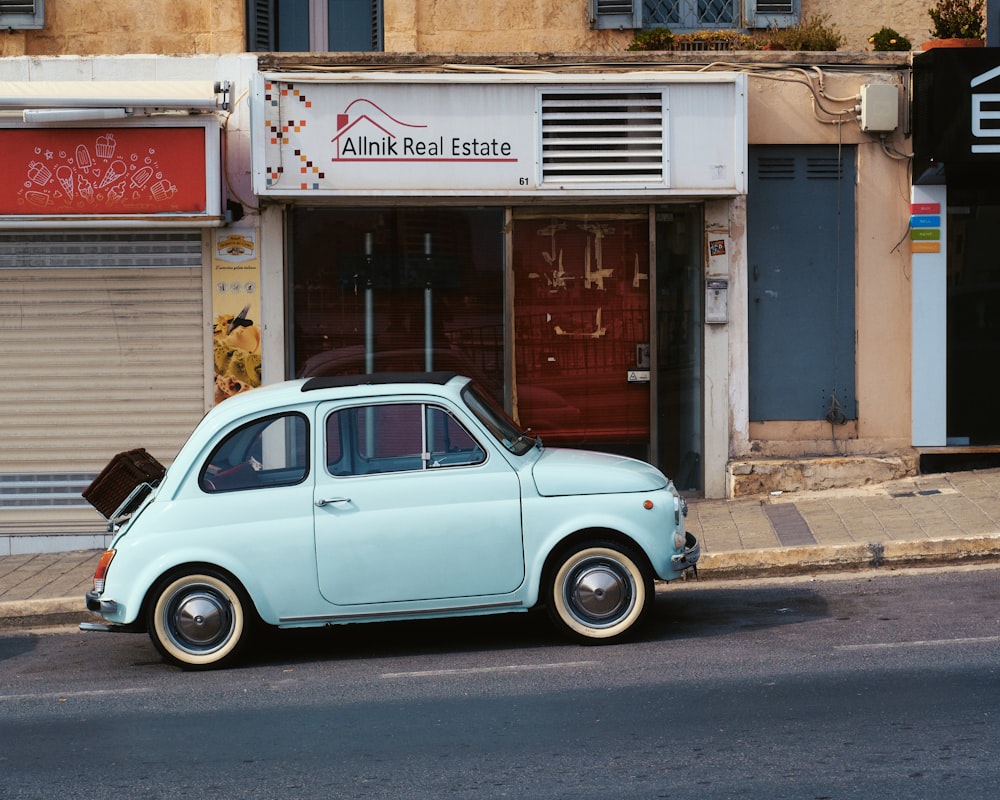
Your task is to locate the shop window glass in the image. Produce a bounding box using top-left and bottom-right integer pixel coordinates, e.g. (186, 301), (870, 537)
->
(291, 207), (505, 405)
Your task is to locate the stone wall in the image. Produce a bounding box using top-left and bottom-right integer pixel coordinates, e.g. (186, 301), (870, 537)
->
(0, 1), (244, 56)
(0, 0), (942, 57)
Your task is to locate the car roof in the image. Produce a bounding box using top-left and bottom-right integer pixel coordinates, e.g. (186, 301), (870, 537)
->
(301, 371), (459, 392)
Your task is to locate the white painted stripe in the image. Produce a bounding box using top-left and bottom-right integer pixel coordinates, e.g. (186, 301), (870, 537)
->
(836, 636), (1000, 652)
(0, 686), (152, 702)
(381, 660), (600, 679)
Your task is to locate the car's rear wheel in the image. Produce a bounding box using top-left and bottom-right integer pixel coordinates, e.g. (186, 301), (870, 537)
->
(548, 542), (652, 642)
(148, 570), (252, 669)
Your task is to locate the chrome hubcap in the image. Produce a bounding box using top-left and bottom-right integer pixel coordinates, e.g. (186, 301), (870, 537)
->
(170, 590), (231, 649)
(568, 561), (632, 623)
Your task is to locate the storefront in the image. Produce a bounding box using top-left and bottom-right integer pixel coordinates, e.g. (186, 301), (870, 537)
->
(251, 71), (747, 490)
(913, 48), (1000, 459)
(0, 80), (228, 544)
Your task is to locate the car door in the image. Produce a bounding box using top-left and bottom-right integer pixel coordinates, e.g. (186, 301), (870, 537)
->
(313, 400), (525, 606)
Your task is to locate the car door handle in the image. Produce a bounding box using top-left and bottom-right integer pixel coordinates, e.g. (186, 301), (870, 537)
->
(315, 497), (351, 507)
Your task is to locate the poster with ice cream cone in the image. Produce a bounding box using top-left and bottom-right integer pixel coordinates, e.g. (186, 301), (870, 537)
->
(2, 127), (207, 214)
(213, 229), (262, 404)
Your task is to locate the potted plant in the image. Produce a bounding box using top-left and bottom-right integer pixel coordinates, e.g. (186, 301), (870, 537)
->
(627, 26), (674, 51)
(868, 27), (913, 51)
(755, 14), (844, 51)
(924, 0), (985, 48)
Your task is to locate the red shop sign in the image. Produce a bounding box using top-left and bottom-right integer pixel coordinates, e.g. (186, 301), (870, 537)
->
(0, 127), (208, 215)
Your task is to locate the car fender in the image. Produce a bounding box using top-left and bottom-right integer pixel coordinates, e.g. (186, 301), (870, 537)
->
(104, 536), (286, 627)
(519, 492), (677, 607)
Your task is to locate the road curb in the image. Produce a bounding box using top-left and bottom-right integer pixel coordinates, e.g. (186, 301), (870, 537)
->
(697, 534), (1000, 579)
(0, 597), (94, 631)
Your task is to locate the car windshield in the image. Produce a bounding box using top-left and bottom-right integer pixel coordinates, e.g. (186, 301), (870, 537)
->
(461, 382), (539, 456)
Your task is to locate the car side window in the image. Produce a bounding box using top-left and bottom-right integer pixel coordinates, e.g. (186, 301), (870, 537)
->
(326, 403), (484, 476)
(426, 406), (485, 468)
(201, 413), (309, 492)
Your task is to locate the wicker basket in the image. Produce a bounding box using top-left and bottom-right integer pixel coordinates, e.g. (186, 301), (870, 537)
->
(83, 448), (166, 518)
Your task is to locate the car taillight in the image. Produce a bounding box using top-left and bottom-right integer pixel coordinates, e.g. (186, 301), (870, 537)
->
(93, 549), (116, 593)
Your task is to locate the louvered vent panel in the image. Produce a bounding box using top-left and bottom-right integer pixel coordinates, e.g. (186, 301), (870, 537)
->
(755, 157), (795, 180)
(596, 0), (635, 12)
(540, 91), (665, 184)
(807, 157), (844, 180)
(755, 1), (794, 14)
(0, 231), (201, 269)
(0, 1), (37, 12)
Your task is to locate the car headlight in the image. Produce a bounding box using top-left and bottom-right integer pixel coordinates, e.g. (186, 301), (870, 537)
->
(673, 529), (687, 550)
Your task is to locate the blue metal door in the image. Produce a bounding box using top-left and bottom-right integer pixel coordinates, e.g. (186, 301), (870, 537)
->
(747, 145), (857, 422)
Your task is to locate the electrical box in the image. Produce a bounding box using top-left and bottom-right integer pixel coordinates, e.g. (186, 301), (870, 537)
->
(860, 84), (899, 133)
(706, 278), (728, 324)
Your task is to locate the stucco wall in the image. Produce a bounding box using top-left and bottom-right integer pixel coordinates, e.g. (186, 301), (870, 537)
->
(738, 67), (914, 458)
(803, 0), (934, 52)
(385, 0), (938, 54)
(0, 1), (244, 56)
(0, 0), (941, 57)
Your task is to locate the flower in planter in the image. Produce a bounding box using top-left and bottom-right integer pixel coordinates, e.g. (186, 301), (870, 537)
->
(927, 0), (985, 39)
(868, 26), (913, 51)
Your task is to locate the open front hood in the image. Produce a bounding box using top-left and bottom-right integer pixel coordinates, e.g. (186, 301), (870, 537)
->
(530, 448), (668, 497)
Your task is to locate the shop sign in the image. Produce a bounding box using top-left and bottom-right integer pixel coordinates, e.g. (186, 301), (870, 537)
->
(252, 73), (747, 198)
(0, 121), (221, 226)
(914, 48), (1000, 167)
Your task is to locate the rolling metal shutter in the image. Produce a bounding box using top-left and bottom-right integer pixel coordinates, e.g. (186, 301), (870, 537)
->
(0, 231), (206, 491)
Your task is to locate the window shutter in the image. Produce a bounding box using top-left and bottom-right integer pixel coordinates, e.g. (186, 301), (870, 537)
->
(247, 0), (276, 51)
(744, 0), (799, 29)
(589, 0), (641, 30)
(0, 0), (44, 29)
(370, 0), (383, 50)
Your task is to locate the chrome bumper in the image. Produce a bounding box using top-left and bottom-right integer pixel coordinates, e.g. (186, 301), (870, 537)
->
(670, 532), (700, 571)
(85, 590), (119, 616)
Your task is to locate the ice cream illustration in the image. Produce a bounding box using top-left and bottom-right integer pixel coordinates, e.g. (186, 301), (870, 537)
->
(77, 174), (93, 202)
(95, 133), (116, 159)
(25, 191), (53, 207)
(75, 144), (92, 172)
(56, 166), (74, 200)
(150, 179), (176, 202)
(27, 161), (52, 186)
(130, 165), (153, 188)
(17, 131), (183, 211)
(98, 160), (126, 189)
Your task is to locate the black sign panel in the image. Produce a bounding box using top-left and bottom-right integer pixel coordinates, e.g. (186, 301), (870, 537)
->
(913, 48), (1000, 168)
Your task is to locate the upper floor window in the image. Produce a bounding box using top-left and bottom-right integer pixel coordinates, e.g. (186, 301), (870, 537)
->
(646, 0), (736, 29)
(248, 0), (382, 52)
(590, 0), (798, 31)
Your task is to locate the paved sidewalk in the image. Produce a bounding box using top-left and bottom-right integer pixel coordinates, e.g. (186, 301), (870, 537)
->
(3, 468), (1000, 629)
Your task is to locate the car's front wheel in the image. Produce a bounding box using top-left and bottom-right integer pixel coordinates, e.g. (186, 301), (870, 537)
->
(547, 542), (652, 643)
(147, 570), (252, 669)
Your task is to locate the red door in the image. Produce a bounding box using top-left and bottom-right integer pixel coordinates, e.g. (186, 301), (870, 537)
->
(512, 214), (650, 458)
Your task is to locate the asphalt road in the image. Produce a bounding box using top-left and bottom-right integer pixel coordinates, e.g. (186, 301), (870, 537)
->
(1, 565), (998, 799)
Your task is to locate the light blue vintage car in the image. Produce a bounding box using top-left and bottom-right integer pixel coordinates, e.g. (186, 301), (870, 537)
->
(83, 373), (699, 668)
